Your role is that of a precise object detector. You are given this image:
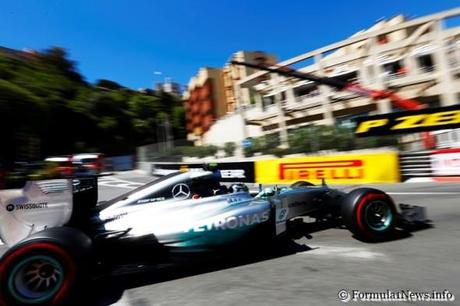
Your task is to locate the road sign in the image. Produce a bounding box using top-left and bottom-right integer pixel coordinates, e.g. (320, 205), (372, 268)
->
(242, 138), (252, 149)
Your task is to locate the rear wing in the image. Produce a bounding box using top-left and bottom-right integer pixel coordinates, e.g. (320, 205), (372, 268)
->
(68, 174), (113, 226)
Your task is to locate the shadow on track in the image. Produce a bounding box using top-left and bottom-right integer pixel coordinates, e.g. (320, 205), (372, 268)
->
(80, 237), (313, 306)
(80, 220), (432, 306)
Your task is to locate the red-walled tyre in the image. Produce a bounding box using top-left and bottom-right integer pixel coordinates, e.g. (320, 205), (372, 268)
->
(0, 228), (91, 306)
(341, 188), (397, 241)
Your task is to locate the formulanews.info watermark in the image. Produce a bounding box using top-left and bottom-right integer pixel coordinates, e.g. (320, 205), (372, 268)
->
(338, 289), (455, 303)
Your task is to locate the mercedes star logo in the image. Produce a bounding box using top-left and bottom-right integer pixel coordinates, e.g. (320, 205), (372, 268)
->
(172, 183), (191, 199)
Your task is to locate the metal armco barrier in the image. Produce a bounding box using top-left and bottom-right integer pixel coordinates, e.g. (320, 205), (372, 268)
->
(399, 148), (460, 181)
(399, 151), (433, 181)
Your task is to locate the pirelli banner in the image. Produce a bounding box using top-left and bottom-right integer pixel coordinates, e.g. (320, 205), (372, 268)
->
(151, 162), (256, 183)
(255, 152), (400, 184)
(354, 104), (460, 137)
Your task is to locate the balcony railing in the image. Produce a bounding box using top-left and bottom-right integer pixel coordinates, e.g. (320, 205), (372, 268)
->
(295, 91), (320, 102)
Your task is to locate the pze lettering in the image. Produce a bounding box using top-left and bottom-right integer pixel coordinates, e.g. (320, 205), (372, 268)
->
(355, 107), (460, 136)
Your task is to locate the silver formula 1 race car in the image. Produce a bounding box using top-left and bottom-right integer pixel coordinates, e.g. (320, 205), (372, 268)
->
(0, 169), (427, 306)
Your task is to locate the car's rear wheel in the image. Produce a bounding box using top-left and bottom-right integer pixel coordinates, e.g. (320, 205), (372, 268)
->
(341, 188), (396, 241)
(0, 228), (91, 306)
(0, 243), (77, 306)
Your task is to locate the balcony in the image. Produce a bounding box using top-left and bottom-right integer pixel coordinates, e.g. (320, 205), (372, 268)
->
(286, 95), (323, 111)
(329, 91), (360, 102)
(244, 104), (278, 122)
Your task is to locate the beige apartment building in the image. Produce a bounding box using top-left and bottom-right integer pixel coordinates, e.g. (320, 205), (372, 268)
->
(228, 8), (460, 150)
(184, 51), (276, 142)
(222, 51), (277, 113)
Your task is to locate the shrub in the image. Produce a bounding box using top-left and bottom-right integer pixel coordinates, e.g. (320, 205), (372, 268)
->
(223, 142), (237, 157)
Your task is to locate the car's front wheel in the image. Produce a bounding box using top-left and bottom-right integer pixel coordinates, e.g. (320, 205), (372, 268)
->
(341, 188), (397, 241)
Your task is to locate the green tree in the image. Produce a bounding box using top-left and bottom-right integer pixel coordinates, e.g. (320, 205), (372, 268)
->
(171, 105), (186, 139)
(223, 142), (236, 157)
(96, 79), (124, 90)
(0, 46), (187, 161)
(129, 94), (161, 143)
(0, 80), (42, 161)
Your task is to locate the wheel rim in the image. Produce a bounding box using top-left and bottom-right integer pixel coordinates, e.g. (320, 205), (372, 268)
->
(364, 200), (393, 231)
(8, 255), (64, 304)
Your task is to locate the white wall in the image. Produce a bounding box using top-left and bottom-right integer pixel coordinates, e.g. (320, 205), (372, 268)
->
(202, 113), (263, 146)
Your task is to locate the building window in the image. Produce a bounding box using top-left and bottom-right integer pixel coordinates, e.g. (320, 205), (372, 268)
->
(417, 54), (435, 73)
(382, 60), (406, 77)
(262, 95), (275, 110)
(377, 34), (389, 44)
(335, 116), (357, 129)
(426, 99), (440, 109)
(331, 71), (358, 84)
(280, 91), (286, 101)
(452, 129), (458, 143)
(294, 84), (319, 101)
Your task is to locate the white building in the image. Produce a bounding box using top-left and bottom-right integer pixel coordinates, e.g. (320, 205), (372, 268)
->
(204, 8), (460, 150)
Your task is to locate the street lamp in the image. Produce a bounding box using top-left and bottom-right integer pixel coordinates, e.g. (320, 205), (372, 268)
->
(153, 71), (173, 151)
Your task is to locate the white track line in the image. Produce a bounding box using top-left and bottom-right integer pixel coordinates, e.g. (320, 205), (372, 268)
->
(305, 246), (386, 260)
(98, 177), (144, 189)
(99, 177), (144, 185)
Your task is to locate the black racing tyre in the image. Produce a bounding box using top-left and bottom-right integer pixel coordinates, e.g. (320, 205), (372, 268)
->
(290, 181), (315, 188)
(0, 228), (91, 306)
(341, 188), (397, 241)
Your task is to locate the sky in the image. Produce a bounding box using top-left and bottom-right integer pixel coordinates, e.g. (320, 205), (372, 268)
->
(1, 0), (459, 90)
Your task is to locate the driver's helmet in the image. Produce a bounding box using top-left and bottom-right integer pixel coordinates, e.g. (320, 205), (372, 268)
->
(262, 187), (275, 196)
(229, 183), (249, 193)
(255, 187), (276, 199)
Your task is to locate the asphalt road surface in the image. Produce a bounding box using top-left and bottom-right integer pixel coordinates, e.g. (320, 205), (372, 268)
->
(2, 171), (460, 306)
